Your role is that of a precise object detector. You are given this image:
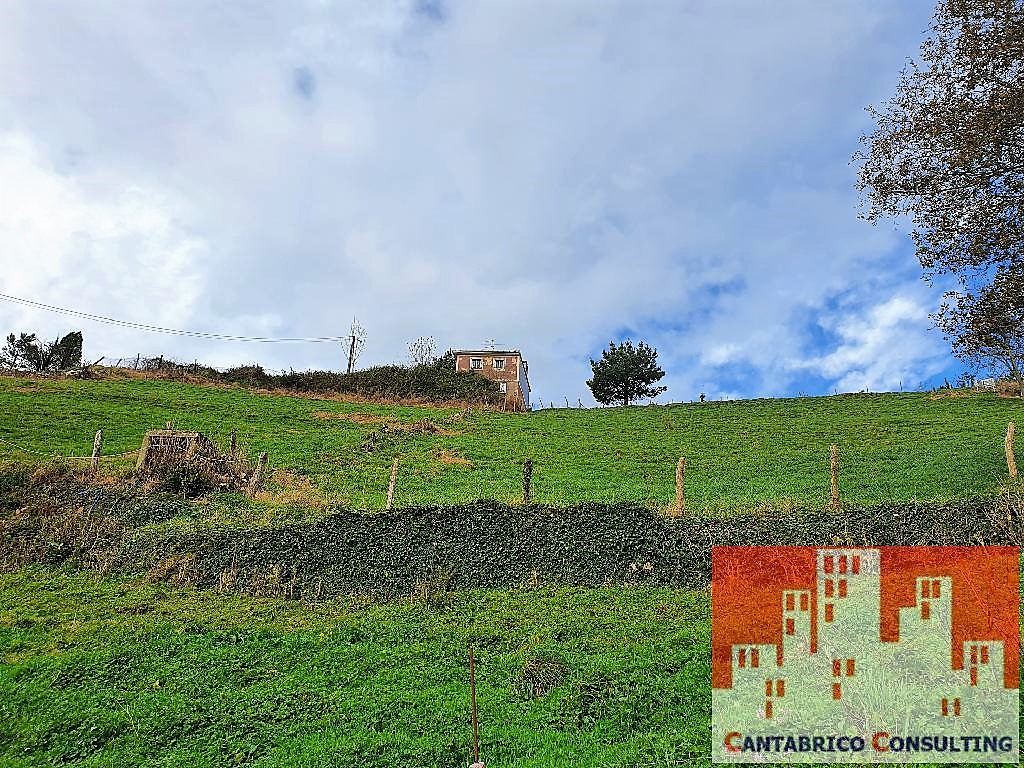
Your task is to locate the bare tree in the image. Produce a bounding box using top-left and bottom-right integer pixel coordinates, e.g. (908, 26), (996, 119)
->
(345, 318), (367, 374)
(408, 335), (437, 366)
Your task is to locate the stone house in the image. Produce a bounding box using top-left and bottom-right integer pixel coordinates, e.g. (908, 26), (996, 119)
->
(455, 349), (531, 411)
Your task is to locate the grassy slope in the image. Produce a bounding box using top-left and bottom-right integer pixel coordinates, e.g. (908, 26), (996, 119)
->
(3, 380), (1023, 766)
(0, 570), (709, 768)
(1, 375), (1022, 512)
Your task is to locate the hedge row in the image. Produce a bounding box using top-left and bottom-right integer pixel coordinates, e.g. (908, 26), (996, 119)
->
(138, 354), (503, 404)
(3, 477), (1021, 600)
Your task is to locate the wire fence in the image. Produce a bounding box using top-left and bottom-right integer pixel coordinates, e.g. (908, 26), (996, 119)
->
(0, 435), (137, 460)
(0, 414), (1018, 514)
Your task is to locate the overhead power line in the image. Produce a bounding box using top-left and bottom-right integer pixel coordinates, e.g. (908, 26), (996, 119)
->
(0, 292), (346, 343)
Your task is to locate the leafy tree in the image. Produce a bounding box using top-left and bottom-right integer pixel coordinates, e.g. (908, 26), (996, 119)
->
(855, 0), (1023, 287)
(934, 266), (1024, 395)
(431, 348), (458, 372)
(50, 331), (84, 370)
(586, 339), (667, 406)
(1, 331), (83, 372)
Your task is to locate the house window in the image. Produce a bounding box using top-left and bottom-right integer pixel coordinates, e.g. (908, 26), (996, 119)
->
(470, 358), (483, 370)
(493, 358), (505, 370)
(499, 382), (507, 393)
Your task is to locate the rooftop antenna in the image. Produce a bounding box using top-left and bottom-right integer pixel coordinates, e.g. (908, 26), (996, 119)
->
(484, 338), (497, 351)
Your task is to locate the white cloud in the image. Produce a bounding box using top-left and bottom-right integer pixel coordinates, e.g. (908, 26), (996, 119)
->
(0, 132), (210, 360)
(0, 0), (946, 397)
(798, 294), (948, 392)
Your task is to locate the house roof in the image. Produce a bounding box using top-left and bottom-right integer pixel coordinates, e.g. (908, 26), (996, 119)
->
(454, 349), (523, 357)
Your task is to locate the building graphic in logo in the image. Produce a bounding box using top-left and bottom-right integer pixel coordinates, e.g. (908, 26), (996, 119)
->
(712, 547), (1019, 763)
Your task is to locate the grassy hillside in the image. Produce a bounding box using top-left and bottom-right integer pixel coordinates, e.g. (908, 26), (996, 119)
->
(0, 569), (709, 768)
(1, 374), (1021, 512)
(3, 376), (1023, 767)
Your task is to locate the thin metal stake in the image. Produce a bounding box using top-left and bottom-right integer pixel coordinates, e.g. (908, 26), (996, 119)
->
(469, 647), (480, 764)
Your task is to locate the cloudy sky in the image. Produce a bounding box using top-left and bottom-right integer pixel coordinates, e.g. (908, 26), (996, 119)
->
(0, 0), (960, 405)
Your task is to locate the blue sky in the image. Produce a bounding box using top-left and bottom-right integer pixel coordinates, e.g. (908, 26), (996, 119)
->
(0, 0), (963, 404)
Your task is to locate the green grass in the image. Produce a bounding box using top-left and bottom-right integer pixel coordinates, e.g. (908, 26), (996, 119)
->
(0, 568), (711, 768)
(3, 378), (1022, 766)
(1, 375), (1022, 513)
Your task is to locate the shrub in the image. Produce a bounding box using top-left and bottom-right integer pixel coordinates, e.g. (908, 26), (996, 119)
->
(156, 459), (218, 498)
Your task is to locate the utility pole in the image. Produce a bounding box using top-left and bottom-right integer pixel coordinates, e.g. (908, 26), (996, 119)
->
(346, 333), (356, 374)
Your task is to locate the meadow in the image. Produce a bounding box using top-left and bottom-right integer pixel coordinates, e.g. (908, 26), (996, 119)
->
(2, 374), (1023, 768)
(0, 569), (710, 768)
(0, 374), (1021, 514)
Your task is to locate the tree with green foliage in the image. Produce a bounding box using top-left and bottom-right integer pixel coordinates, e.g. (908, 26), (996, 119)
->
(934, 267), (1024, 395)
(856, 0), (1023, 291)
(0, 331), (83, 372)
(586, 339), (667, 406)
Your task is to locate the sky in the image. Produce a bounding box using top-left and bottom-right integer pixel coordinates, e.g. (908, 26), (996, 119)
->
(0, 0), (963, 405)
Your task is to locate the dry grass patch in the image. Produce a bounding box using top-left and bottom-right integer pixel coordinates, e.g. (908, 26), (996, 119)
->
(312, 411), (387, 425)
(252, 468), (326, 508)
(314, 410), (461, 437)
(433, 448), (473, 468)
(926, 390), (973, 400)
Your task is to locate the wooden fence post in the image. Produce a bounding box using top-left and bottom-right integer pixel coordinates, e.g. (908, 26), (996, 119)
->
(675, 456), (685, 515)
(1007, 422), (1018, 479)
(230, 430), (237, 458)
(386, 457), (400, 511)
(830, 444), (840, 511)
(91, 429), (103, 472)
(523, 459), (533, 504)
(248, 452), (268, 496)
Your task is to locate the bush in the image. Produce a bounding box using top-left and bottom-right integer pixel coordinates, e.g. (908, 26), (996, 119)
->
(219, 365), (274, 389)
(155, 459), (218, 498)
(144, 357), (501, 404)
(0, 460), (30, 497)
(228, 362), (501, 404)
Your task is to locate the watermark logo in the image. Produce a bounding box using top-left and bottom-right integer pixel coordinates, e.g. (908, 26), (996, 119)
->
(711, 547), (1019, 763)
